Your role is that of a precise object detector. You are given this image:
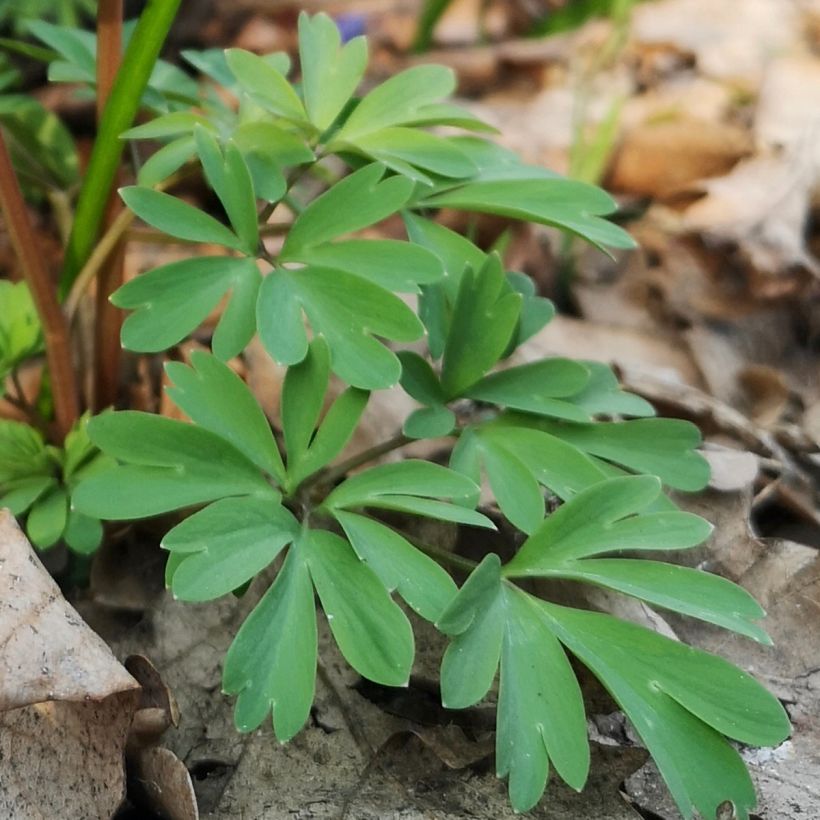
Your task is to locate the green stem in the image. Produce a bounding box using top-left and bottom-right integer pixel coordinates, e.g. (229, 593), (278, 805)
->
(395, 527), (478, 574)
(59, 0), (182, 297)
(317, 433), (411, 488)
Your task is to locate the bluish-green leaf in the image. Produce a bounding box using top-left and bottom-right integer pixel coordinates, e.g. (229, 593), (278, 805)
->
(289, 388), (369, 487)
(556, 559), (770, 643)
(137, 136), (197, 187)
(422, 178), (636, 253)
(337, 64), (456, 139)
(223, 542), (316, 740)
(566, 361), (655, 418)
(438, 553), (505, 708)
(498, 587), (589, 810)
(403, 405), (456, 439)
(162, 497), (299, 601)
(26, 485), (68, 549)
(532, 418), (711, 492)
(282, 337), (330, 467)
(505, 476), (710, 574)
(165, 351), (285, 483)
(63, 510), (103, 555)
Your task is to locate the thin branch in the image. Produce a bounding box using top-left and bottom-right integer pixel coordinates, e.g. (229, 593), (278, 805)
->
(317, 433), (411, 488)
(0, 131), (79, 440)
(395, 526), (479, 574)
(94, 0), (125, 410)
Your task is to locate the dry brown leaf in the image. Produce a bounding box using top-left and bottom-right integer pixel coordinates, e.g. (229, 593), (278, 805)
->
(129, 747), (199, 820)
(631, 0), (798, 84)
(701, 444), (760, 492)
(0, 511), (140, 819)
(514, 314), (702, 387)
(609, 118), (751, 198)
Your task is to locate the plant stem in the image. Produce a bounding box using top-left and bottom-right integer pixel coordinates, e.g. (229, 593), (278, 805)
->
(0, 132), (79, 440)
(59, 0), (182, 297)
(94, 0), (125, 410)
(6, 369), (51, 436)
(319, 433), (411, 487)
(396, 527), (478, 574)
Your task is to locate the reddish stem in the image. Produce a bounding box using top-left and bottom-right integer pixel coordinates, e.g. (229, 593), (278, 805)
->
(0, 132), (79, 440)
(94, 0), (125, 410)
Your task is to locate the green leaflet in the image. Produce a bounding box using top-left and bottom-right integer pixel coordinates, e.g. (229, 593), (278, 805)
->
(441, 255), (521, 398)
(281, 163), (414, 253)
(137, 135), (196, 186)
(403, 405), (456, 439)
(528, 417), (711, 492)
(504, 476), (768, 642)
(288, 240), (443, 293)
(567, 361), (655, 418)
(298, 11), (367, 131)
(465, 359), (592, 421)
(194, 127), (259, 254)
(0, 419), (54, 482)
(335, 64), (456, 140)
(225, 48), (306, 122)
(421, 178), (637, 253)
(281, 338), (369, 488)
(162, 496), (299, 601)
(324, 459), (493, 529)
(0, 281), (43, 391)
(257, 266), (423, 389)
(343, 127), (477, 183)
(437, 556), (589, 812)
(335, 512), (457, 621)
(540, 603), (790, 820)
(304, 529), (414, 686)
(120, 186), (245, 251)
(165, 351), (285, 484)
(26, 484), (68, 550)
(112, 256), (261, 360)
(223, 541), (317, 740)
(73, 412), (273, 519)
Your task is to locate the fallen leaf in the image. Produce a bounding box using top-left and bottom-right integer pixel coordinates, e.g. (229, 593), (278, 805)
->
(0, 510), (140, 819)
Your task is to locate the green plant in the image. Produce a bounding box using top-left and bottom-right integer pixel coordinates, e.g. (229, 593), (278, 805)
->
(0, 9), (789, 818)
